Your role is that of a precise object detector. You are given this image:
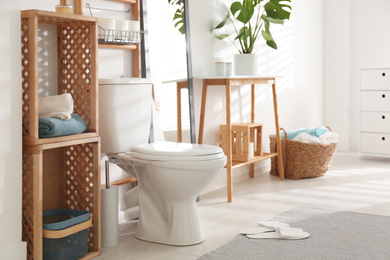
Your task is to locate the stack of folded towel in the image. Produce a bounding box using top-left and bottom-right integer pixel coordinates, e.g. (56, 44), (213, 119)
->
(280, 126), (328, 140)
(278, 126), (338, 145)
(39, 93), (74, 120)
(38, 93), (87, 138)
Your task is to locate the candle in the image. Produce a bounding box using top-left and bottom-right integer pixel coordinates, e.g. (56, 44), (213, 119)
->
(248, 142), (254, 159)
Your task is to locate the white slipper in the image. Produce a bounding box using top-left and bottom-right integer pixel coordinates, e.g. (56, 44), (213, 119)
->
(258, 221), (289, 228)
(246, 227), (310, 240)
(240, 226), (275, 235)
(241, 221), (289, 235)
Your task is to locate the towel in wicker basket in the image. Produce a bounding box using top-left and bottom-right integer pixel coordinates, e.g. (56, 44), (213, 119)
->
(270, 127), (337, 179)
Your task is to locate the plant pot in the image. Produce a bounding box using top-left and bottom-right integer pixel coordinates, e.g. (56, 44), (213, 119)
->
(234, 54), (258, 76)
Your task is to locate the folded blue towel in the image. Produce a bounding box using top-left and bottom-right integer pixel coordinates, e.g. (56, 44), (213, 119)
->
(39, 113), (87, 138)
(280, 126), (328, 140)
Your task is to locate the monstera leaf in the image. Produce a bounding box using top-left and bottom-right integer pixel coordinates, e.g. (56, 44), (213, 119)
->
(264, 0), (292, 20)
(168, 0), (185, 34)
(231, 0), (255, 24)
(212, 0), (291, 53)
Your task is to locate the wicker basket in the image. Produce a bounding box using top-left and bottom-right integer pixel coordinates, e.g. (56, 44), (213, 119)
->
(270, 128), (337, 179)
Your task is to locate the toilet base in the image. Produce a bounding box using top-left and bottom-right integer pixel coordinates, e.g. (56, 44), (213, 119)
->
(135, 198), (205, 246)
(111, 146), (227, 246)
(134, 233), (204, 246)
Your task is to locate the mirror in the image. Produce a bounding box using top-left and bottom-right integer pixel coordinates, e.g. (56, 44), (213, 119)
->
(143, 0), (195, 143)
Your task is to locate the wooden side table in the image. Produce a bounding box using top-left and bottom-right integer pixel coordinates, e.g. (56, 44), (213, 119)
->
(197, 77), (284, 202)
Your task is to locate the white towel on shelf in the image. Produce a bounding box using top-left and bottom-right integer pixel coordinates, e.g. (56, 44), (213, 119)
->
(39, 93), (74, 120)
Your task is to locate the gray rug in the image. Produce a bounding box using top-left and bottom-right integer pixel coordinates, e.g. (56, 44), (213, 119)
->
(198, 206), (390, 260)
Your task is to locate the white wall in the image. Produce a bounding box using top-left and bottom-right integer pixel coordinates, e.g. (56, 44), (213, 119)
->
(324, 0), (390, 151)
(189, 0), (324, 192)
(190, 0), (324, 144)
(349, 0), (390, 151)
(0, 1), (27, 259)
(323, 0), (350, 151)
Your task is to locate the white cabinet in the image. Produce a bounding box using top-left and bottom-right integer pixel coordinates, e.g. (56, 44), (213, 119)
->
(361, 69), (390, 90)
(360, 69), (390, 155)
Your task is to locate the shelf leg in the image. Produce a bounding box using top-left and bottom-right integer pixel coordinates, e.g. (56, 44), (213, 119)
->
(177, 82), (183, 142)
(226, 80), (233, 202)
(250, 164), (255, 178)
(250, 84), (255, 178)
(271, 81), (285, 180)
(251, 84), (255, 123)
(198, 80), (208, 144)
(33, 152), (43, 260)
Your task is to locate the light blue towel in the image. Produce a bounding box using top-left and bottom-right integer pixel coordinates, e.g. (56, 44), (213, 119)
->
(39, 113), (87, 138)
(280, 126), (328, 140)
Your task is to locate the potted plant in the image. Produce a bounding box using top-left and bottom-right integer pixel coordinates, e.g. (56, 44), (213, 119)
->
(212, 0), (292, 75)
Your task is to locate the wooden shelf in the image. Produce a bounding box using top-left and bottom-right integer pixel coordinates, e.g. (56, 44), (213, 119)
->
(197, 77), (285, 202)
(231, 153), (278, 169)
(23, 135), (100, 153)
(21, 10), (101, 260)
(111, 0), (136, 4)
(23, 132), (99, 147)
(99, 43), (138, 50)
(21, 9), (96, 24)
(74, 0), (141, 77)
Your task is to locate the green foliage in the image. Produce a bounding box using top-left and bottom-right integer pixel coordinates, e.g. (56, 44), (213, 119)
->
(168, 0), (185, 35)
(212, 0), (292, 54)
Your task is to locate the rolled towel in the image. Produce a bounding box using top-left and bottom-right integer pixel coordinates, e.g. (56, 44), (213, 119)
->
(39, 114), (87, 138)
(39, 93), (74, 120)
(280, 126), (328, 140)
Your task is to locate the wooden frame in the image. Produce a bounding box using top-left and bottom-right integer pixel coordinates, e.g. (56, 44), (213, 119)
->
(74, 0), (141, 77)
(21, 10), (99, 146)
(21, 10), (101, 260)
(23, 138), (101, 260)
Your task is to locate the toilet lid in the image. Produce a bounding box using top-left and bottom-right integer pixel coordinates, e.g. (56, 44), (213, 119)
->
(129, 142), (225, 162)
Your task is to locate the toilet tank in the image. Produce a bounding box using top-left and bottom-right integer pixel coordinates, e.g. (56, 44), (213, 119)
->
(99, 77), (153, 154)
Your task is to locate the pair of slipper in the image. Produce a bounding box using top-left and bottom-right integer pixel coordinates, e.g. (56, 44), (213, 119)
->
(241, 221), (310, 240)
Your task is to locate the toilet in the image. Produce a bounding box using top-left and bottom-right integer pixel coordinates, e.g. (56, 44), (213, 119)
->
(99, 78), (227, 246)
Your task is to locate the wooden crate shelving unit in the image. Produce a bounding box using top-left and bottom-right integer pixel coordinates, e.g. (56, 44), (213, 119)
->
(220, 123), (263, 162)
(21, 10), (101, 260)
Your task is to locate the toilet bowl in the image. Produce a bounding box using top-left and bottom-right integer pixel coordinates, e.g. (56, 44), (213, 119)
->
(98, 78), (226, 245)
(114, 142), (227, 246)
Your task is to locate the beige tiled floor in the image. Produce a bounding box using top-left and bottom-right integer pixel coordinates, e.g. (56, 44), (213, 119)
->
(95, 152), (390, 260)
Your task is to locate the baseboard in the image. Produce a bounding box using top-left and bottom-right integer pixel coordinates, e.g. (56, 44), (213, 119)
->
(0, 241), (26, 260)
(201, 160), (271, 195)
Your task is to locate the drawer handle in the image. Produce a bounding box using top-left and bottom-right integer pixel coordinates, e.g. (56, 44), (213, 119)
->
(382, 94), (386, 98)
(382, 137), (386, 141)
(383, 115), (386, 119)
(383, 72), (386, 77)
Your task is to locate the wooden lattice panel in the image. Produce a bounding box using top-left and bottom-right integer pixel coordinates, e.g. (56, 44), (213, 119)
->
(21, 18), (31, 137)
(21, 10), (100, 259)
(22, 153), (35, 259)
(65, 143), (96, 248)
(58, 25), (93, 129)
(21, 12), (98, 144)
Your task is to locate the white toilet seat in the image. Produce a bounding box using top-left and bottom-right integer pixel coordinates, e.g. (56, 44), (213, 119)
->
(127, 142), (226, 162)
(126, 152), (225, 162)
